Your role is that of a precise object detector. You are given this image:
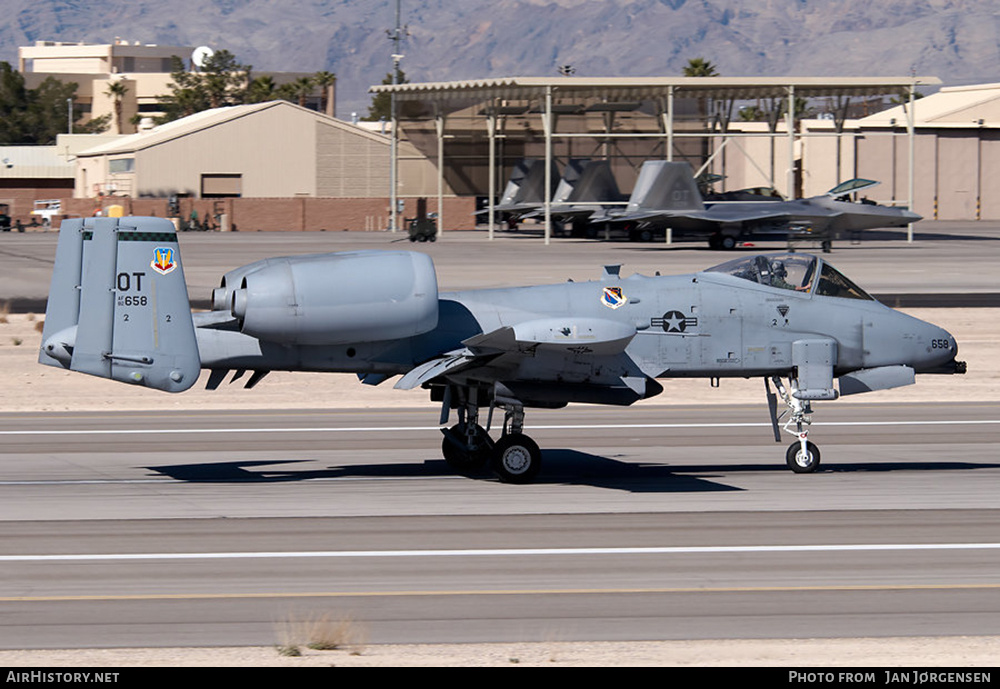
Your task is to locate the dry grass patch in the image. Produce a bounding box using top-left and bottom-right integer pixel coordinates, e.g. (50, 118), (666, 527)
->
(275, 611), (368, 658)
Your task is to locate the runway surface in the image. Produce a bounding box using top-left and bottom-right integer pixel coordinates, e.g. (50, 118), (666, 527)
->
(1, 402), (998, 648)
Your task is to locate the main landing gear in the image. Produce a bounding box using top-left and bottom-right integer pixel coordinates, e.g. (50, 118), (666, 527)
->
(439, 387), (542, 484)
(766, 376), (821, 473)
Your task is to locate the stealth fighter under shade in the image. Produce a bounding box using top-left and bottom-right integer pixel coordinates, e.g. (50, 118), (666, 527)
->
(39, 217), (963, 483)
(605, 161), (921, 250)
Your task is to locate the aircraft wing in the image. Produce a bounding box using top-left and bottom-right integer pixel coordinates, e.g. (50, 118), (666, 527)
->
(394, 348), (488, 390)
(695, 201), (839, 225)
(394, 317), (637, 390)
(614, 200), (840, 230)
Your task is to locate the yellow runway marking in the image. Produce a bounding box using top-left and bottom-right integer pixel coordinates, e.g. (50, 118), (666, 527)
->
(4, 582), (1000, 603)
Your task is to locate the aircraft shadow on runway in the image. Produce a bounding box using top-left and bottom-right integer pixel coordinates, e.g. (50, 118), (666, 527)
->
(144, 450), (1000, 492)
(143, 452), (740, 492)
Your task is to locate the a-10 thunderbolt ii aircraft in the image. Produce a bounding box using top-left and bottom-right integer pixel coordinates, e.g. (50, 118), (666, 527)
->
(39, 217), (965, 483)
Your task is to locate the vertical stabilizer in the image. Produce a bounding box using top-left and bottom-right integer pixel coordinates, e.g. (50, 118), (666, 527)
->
(499, 158), (558, 207)
(626, 161), (704, 213)
(566, 160), (625, 204)
(38, 216), (200, 393)
(552, 159), (590, 203)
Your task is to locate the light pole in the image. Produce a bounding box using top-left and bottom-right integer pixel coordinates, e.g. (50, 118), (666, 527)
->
(387, 0), (405, 233)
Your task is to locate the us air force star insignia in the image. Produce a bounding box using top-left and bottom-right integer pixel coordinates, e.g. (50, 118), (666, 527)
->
(601, 286), (627, 309)
(652, 310), (698, 333)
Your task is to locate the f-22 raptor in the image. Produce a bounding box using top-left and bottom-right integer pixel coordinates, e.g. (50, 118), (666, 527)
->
(607, 161), (922, 251)
(39, 217), (964, 483)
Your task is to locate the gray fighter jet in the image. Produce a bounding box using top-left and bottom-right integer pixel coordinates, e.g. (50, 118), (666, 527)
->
(607, 161), (922, 250)
(39, 217), (964, 483)
(479, 159), (626, 233)
(475, 158), (556, 226)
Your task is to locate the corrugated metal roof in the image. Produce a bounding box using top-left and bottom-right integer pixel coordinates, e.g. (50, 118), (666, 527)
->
(370, 76), (940, 102)
(862, 83), (1000, 128)
(76, 101), (391, 157)
(0, 146), (74, 179)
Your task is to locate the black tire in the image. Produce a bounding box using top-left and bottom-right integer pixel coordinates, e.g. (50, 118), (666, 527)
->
(441, 425), (491, 473)
(491, 433), (542, 484)
(786, 440), (821, 473)
(720, 235), (737, 250)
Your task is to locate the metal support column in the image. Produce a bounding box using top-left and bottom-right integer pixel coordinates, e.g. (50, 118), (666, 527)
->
(907, 82), (916, 243)
(435, 107), (445, 239)
(487, 108), (497, 241)
(667, 86), (674, 162)
(787, 85), (796, 200)
(543, 85), (553, 246)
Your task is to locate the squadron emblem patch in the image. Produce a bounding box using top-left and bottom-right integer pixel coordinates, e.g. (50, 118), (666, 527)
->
(601, 286), (628, 309)
(151, 247), (177, 275)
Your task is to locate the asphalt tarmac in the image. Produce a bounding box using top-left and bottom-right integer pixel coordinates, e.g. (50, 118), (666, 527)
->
(0, 403), (999, 647)
(2, 220), (999, 652)
(2, 220), (1000, 311)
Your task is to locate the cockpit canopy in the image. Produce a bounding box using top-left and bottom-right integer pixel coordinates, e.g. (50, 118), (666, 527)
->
(705, 253), (875, 301)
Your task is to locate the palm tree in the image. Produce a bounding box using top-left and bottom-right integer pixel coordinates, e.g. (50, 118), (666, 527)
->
(313, 71), (337, 116)
(290, 76), (315, 108)
(246, 75), (277, 103)
(104, 79), (129, 134)
(683, 57), (719, 77)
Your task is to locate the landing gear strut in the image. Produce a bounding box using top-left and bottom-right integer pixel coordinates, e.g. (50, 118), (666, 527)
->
(767, 376), (821, 473)
(489, 403), (542, 483)
(440, 388), (493, 473)
(439, 386), (543, 483)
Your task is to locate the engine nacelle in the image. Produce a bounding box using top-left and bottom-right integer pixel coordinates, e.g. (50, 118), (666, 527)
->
(229, 251), (439, 345)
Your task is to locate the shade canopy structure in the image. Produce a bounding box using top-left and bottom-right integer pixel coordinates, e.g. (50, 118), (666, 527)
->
(371, 76), (940, 243)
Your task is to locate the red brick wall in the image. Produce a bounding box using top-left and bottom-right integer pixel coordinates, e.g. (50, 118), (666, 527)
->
(0, 181), (74, 226)
(50, 196), (478, 232)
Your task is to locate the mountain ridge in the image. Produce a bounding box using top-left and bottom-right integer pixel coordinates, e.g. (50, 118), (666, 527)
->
(2, 0), (996, 118)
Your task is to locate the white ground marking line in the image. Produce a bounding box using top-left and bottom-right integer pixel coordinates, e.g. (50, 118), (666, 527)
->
(3, 542), (1000, 562)
(2, 419), (1000, 435)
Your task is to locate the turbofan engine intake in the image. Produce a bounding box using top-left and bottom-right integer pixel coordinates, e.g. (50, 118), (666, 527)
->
(229, 251), (439, 345)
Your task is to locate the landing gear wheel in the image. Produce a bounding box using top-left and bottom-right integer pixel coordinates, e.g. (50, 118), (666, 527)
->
(720, 235), (737, 250)
(491, 433), (542, 484)
(442, 424), (491, 473)
(786, 440), (821, 473)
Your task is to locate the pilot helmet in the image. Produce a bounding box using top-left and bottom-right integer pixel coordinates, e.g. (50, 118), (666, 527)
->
(770, 260), (787, 279)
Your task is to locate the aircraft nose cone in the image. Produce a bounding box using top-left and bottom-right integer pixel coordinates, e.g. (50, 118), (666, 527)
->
(914, 323), (959, 372)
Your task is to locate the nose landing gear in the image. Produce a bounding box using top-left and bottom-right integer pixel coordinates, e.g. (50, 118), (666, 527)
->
(767, 376), (822, 473)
